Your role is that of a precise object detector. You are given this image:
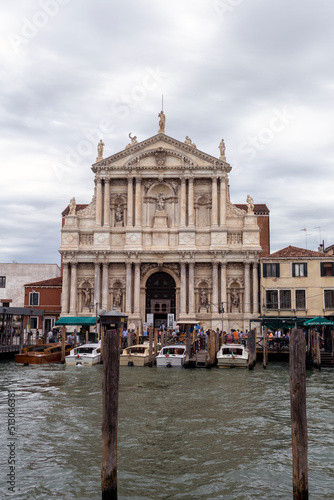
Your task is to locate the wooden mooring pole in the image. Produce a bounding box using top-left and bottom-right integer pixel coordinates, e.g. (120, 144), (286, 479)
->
(289, 327), (308, 500)
(248, 329), (256, 370)
(101, 328), (120, 499)
(61, 326), (66, 363)
(263, 327), (268, 369)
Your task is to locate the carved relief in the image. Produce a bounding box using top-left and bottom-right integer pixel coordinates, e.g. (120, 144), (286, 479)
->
(226, 200), (246, 217)
(77, 197), (96, 218)
(141, 263), (158, 277)
(80, 234), (94, 245)
(227, 233), (243, 244)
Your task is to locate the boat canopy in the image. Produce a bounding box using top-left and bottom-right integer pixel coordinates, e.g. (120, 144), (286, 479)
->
(55, 317), (98, 326)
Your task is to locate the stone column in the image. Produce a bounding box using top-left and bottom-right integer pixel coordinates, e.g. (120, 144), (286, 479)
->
(188, 177), (195, 227)
(221, 262), (227, 312)
(127, 176), (133, 227)
(134, 263), (140, 314)
(62, 263), (70, 313)
(188, 262), (195, 314)
(135, 177), (142, 227)
(212, 261), (218, 312)
(125, 262), (132, 313)
(180, 177), (186, 227)
(220, 177), (226, 226)
(96, 178), (103, 226)
(253, 262), (259, 314)
(211, 177), (218, 226)
(103, 179), (110, 226)
(180, 262), (186, 314)
(102, 262), (109, 310)
(244, 263), (251, 313)
(69, 262), (77, 313)
(94, 262), (101, 308)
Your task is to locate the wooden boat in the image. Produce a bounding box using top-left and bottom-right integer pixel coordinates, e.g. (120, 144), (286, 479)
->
(120, 344), (153, 367)
(217, 344), (248, 368)
(15, 343), (72, 365)
(156, 345), (186, 367)
(65, 343), (101, 366)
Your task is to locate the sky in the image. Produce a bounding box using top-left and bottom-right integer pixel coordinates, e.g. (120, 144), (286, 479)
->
(1, 0), (334, 265)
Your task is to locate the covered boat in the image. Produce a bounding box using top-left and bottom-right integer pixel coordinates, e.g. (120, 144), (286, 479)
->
(65, 342), (101, 366)
(156, 345), (186, 367)
(217, 344), (248, 368)
(120, 344), (153, 367)
(15, 343), (72, 365)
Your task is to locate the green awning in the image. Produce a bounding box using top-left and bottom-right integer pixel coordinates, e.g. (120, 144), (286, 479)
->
(304, 317), (334, 326)
(55, 317), (98, 326)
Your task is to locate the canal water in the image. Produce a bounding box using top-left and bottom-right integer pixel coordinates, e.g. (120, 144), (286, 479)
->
(1, 360), (333, 499)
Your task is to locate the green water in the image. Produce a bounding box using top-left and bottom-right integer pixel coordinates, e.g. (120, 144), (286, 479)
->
(0, 361), (333, 499)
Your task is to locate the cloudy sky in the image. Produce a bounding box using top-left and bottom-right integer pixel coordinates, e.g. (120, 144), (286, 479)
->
(1, 0), (334, 265)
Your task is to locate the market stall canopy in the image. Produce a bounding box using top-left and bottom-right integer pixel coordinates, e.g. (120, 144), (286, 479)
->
(304, 317), (334, 326)
(55, 317), (98, 326)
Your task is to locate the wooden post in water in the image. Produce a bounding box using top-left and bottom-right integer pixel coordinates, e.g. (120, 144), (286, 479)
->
(148, 327), (153, 365)
(185, 326), (191, 367)
(315, 332), (321, 370)
(101, 328), (120, 499)
(248, 329), (256, 370)
(136, 327), (139, 345)
(263, 327), (268, 369)
(61, 326), (66, 363)
(154, 329), (158, 359)
(100, 326), (104, 363)
(289, 327), (308, 500)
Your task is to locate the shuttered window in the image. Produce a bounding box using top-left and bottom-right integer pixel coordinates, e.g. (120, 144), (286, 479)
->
(263, 263), (280, 278)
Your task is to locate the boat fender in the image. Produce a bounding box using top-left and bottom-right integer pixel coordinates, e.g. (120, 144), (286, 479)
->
(128, 361), (134, 367)
(166, 363), (172, 368)
(24, 362), (29, 366)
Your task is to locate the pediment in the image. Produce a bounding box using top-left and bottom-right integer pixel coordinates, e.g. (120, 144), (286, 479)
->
(92, 134), (231, 173)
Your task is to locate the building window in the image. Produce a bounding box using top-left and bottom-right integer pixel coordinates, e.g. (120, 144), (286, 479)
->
(280, 290), (291, 309)
(292, 263), (307, 277)
(295, 290), (306, 310)
(324, 290), (334, 309)
(30, 317), (38, 329)
(266, 290), (278, 309)
(29, 292), (39, 306)
(321, 262), (334, 277)
(0, 276), (6, 288)
(263, 263), (280, 278)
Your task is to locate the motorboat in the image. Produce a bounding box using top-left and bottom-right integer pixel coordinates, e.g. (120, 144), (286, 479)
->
(65, 342), (101, 366)
(156, 344), (186, 367)
(120, 344), (153, 367)
(217, 344), (248, 368)
(15, 343), (72, 365)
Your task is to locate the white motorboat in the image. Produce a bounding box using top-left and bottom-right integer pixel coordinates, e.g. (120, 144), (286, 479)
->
(120, 344), (153, 366)
(217, 344), (248, 368)
(156, 345), (186, 367)
(65, 342), (101, 366)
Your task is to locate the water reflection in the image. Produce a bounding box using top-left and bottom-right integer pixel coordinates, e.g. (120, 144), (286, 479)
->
(0, 361), (333, 499)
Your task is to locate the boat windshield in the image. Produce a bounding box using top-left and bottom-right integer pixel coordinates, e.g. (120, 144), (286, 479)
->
(77, 347), (94, 354)
(222, 348), (243, 356)
(162, 347), (185, 355)
(126, 347), (146, 354)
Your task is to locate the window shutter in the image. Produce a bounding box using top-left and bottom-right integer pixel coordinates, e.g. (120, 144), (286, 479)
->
(263, 264), (267, 278)
(321, 262), (324, 277)
(304, 263), (308, 277)
(292, 264), (295, 277)
(276, 263), (280, 278)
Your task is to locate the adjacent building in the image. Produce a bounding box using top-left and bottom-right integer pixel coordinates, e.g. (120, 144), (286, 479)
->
(23, 277), (62, 333)
(260, 245), (334, 329)
(59, 116), (270, 333)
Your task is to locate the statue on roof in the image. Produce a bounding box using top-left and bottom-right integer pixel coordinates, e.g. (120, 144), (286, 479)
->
(184, 136), (197, 148)
(97, 139), (105, 159)
(125, 133), (138, 148)
(219, 139), (226, 159)
(158, 110), (166, 133)
(69, 197), (76, 215)
(247, 195), (254, 214)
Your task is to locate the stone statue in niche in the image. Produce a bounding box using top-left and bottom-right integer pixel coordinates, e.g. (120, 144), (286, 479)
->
(231, 290), (240, 312)
(97, 139), (105, 158)
(200, 289), (208, 307)
(158, 110), (166, 133)
(69, 197), (76, 215)
(156, 193), (165, 212)
(114, 289), (122, 308)
(247, 195), (254, 214)
(115, 205), (123, 223)
(82, 287), (92, 308)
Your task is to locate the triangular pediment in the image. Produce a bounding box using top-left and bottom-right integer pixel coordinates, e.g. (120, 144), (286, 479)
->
(92, 134), (231, 173)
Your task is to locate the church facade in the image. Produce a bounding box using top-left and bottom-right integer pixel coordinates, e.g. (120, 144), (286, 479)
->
(59, 115), (269, 332)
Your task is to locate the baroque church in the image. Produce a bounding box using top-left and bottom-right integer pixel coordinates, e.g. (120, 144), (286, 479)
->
(59, 112), (269, 332)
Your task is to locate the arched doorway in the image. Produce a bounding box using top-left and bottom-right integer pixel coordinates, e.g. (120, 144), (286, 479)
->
(145, 272), (176, 329)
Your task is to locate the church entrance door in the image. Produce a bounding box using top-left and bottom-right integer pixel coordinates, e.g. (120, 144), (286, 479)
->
(145, 272), (176, 329)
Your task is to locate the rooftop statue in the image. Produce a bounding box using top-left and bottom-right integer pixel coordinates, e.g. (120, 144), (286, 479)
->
(97, 139), (105, 159)
(158, 110), (166, 133)
(125, 133), (138, 148)
(219, 139), (226, 159)
(184, 136), (197, 148)
(247, 195), (254, 214)
(69, 197), (76, 215)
